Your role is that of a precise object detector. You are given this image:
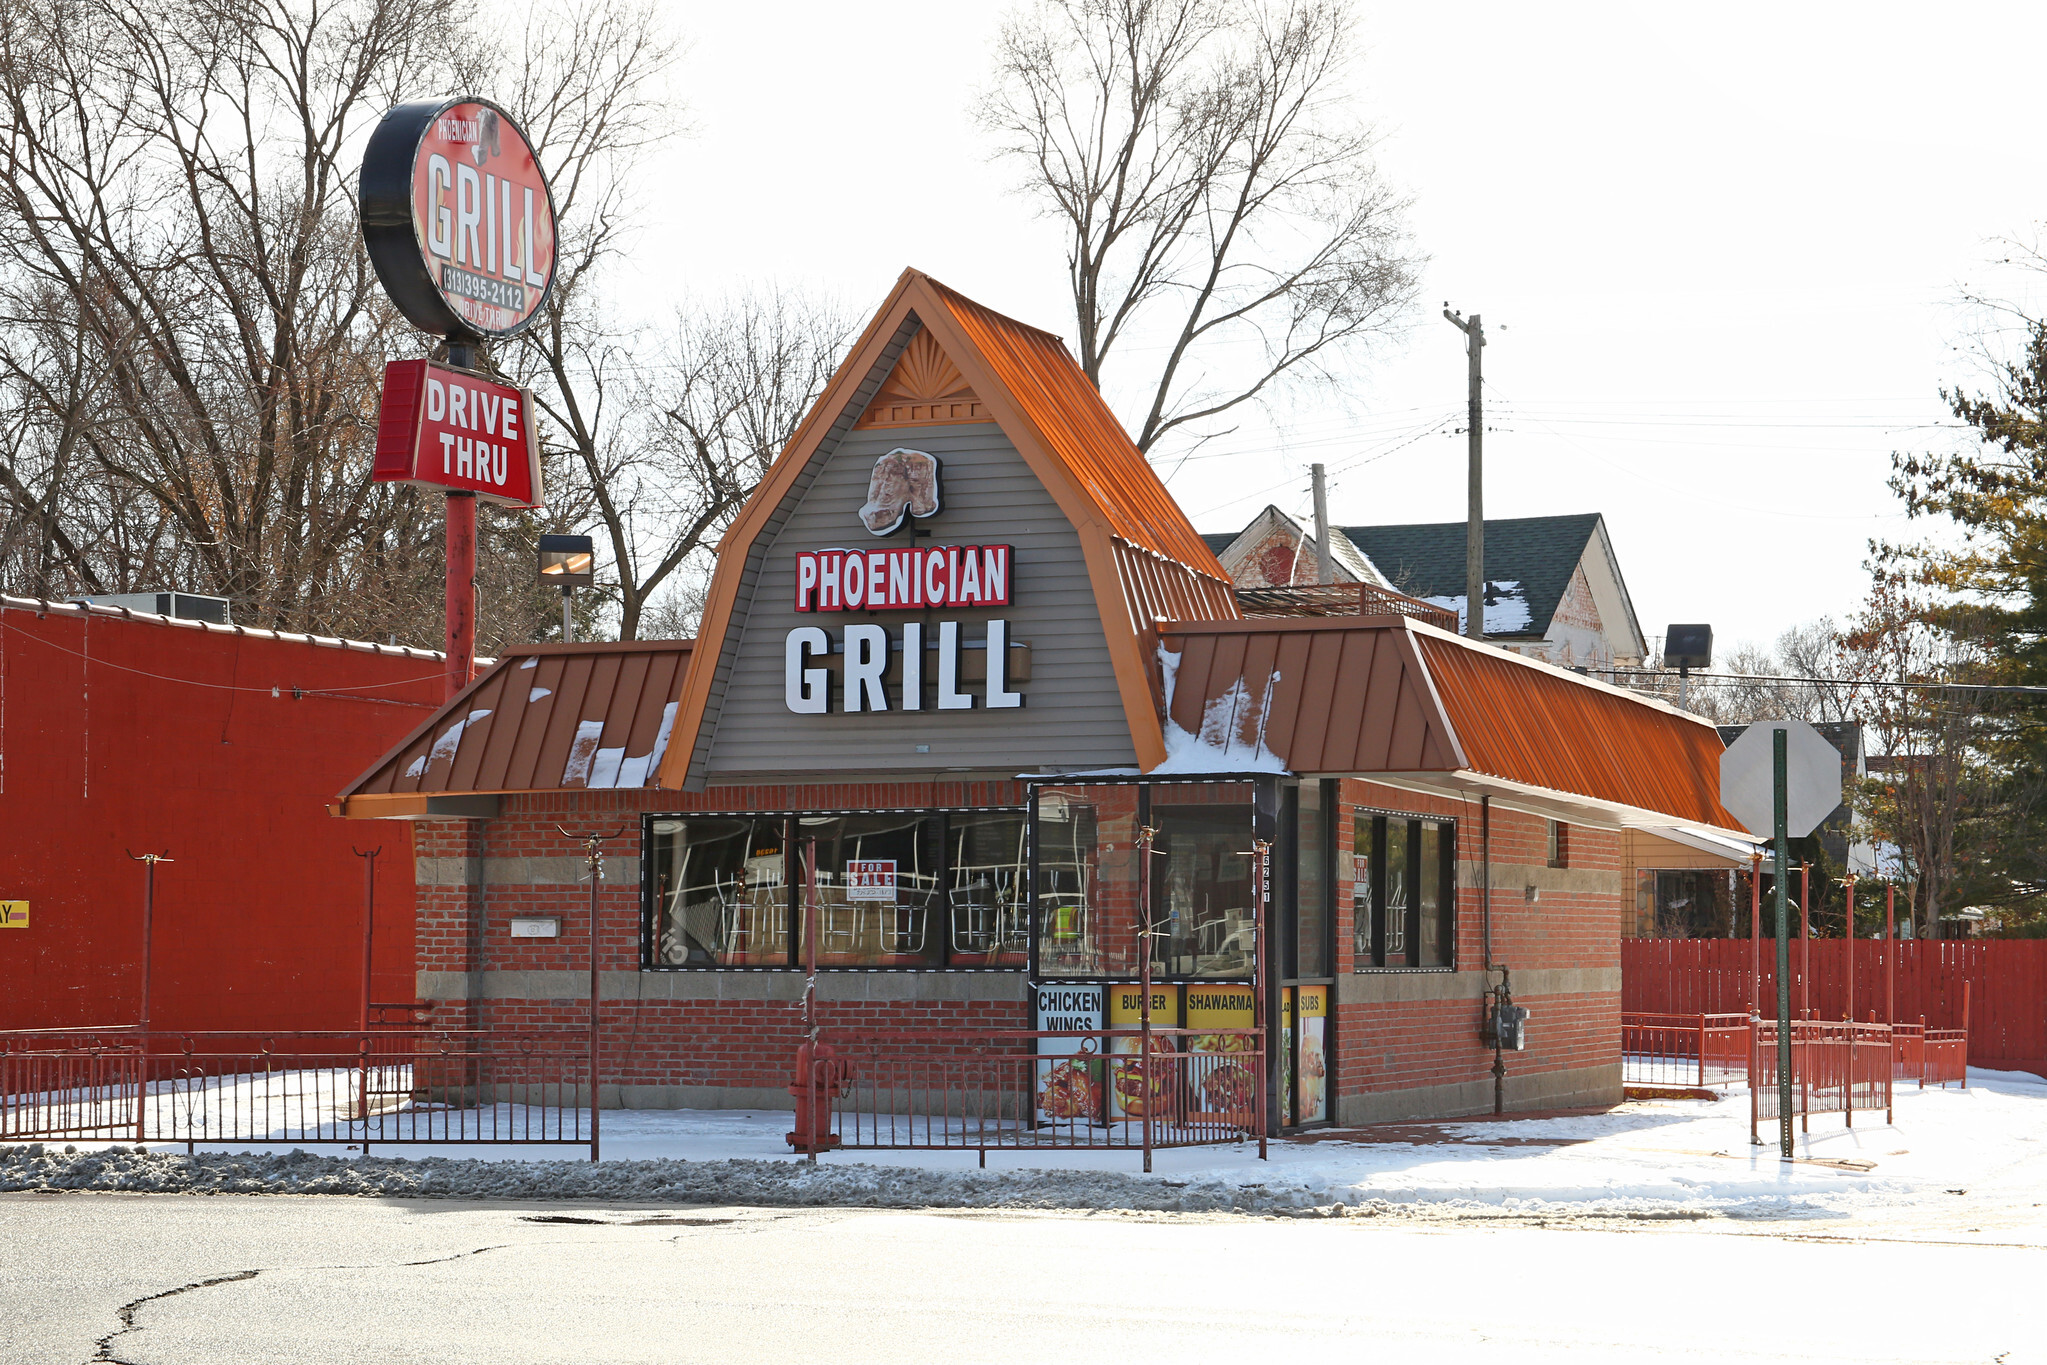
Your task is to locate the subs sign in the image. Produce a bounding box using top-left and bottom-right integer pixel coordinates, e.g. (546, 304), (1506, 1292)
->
(360, 97), (557, 339)
(371, 359), (542, 507)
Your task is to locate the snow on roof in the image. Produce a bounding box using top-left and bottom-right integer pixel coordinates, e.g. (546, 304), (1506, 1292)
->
(1419, 581), (1535, 636)
(1, 593), (450, 661)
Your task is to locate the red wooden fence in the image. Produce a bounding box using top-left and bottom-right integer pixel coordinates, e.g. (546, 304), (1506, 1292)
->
(1621, 939), (2047, 1072)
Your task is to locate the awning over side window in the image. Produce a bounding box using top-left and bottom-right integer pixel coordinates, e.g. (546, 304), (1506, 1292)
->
(1158, 616), (1742, 836)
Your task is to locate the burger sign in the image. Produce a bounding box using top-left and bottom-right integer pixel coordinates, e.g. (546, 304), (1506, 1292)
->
(360, 97), (557, 340)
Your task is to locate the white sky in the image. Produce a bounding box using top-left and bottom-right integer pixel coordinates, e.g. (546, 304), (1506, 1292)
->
(625, 1), (2047, 655)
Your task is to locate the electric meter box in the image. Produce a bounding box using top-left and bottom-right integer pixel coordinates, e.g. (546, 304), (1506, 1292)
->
(1491, 1003), (1530, 1051)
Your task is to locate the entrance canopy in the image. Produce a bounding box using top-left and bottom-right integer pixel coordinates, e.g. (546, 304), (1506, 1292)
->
(1159, 616), (1742, 837)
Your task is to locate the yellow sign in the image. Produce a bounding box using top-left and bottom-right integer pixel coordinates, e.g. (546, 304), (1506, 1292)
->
(1296, 985), (1329, 1123)
(1107, 984), (1179, 1120)
(0, 901), (27, 928)
(1185, 984), (1257, 1122)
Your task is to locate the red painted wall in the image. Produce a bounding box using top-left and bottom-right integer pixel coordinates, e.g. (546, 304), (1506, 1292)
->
(0, 601), (438, 1032)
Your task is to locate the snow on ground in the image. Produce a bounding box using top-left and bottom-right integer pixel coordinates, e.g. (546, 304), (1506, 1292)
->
(4, 1068), (2042, 1217)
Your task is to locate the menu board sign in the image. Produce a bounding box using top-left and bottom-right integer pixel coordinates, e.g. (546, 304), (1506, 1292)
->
(1296, 985), (1329, 1124)
(1107, 984), (1179, 1122)
(845, 860), (897, 901)
(1032, 984), (1104, 1126)
(1184, 984), (1257, 1125)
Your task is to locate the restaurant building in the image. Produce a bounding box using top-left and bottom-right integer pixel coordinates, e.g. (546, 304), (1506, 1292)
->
(334, 270), (1744, 1128)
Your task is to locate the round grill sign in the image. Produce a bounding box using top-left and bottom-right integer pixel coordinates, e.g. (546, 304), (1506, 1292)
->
(360, 97), (557, 340)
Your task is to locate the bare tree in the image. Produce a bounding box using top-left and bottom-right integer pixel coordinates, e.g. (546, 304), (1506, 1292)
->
(979, 0), (1420, 453)
(525, 289), (851, 640)
(0, 0), (677, 654)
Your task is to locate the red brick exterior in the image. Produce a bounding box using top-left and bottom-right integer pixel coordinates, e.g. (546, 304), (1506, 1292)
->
(415, 777), (1622, 1121)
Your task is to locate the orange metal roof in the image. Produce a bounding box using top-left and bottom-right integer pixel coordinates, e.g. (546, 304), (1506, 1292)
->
(922, 278), (1230, 577)
(663, 269), (1237, 784)
(1412, 629), (1740, 830)
(337, 641), (691, 815)
(1160, 616), (1741, 832)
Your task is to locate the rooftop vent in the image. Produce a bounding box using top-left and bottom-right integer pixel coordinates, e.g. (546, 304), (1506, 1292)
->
(72, 592), (231, 624)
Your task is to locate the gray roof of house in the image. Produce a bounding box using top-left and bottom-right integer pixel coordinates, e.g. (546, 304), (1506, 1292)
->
(1333, 514), (1607, 639)
(1197, 512), (1624, 640)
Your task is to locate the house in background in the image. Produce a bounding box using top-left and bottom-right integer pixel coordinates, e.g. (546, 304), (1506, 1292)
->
(1200, 504), (1392, 590)
(1203, 511), (1649, 671)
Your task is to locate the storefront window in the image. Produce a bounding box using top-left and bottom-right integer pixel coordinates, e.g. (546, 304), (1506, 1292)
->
(947, 810), (1028, 967)
(1350, 812), (1374, 966)
(800, 813), (944, 967)
(1034, 784), (1141, 979)
(1383, 818), (1410, 963)
(1295, 783), (1329, 977)
(1627, 869), (1735, 938)
(1418, 821), (1450, 966)
(1353, 812), (1456, 969)
(1032, 781), (1261, 980)
(648, 816), (791, 966)
(1152, 799), (1256, 978)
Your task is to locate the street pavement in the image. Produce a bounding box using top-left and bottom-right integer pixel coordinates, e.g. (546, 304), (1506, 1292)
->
(2, 1193), (2041, 1364)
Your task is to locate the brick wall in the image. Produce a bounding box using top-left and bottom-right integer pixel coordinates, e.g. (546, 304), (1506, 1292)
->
(416, 776), (1623, 1120)
(1327, 779), (1624, 1122)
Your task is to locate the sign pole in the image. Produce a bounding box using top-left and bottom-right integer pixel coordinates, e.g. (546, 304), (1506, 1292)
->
(442, 337), (479, 700)
(1773, 730), (1794, 1158)
(1137, 823), (1156, 1175)
(444, 491), (477, 700)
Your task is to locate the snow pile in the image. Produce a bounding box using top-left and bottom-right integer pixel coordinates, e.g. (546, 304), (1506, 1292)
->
(8, 1070), (2042, 1217)
(559, 703), (678, 789)
(407, 708), (491, 777)
(1150, 645), (1291, 775)
(0, 1145), (1369, 1215)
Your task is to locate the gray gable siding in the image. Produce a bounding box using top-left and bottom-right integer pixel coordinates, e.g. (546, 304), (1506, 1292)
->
(681, 320), (916, 786)
(703, 421), (1138, 779)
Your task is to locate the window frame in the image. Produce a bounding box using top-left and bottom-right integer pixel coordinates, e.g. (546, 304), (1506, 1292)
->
(640, 806), (1030, 971)
(1350, 806), (1458, 972)
(1547, 820), (1569, 869)
(1025, 774), (1282, 985)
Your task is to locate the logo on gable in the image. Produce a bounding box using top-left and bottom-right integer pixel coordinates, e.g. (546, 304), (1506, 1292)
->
(859, 448), (941, 535)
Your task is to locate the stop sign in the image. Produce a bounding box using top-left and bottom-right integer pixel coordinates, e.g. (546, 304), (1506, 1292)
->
(1718, 719), (1843, 838)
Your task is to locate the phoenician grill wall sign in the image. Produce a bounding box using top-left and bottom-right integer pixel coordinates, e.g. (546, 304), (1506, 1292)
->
(783, 448), (1024, 715)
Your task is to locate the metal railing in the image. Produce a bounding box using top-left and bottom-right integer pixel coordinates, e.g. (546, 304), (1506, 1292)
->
(1621, 1013), (1751, 1091)
(1234, 582), (1461, 632)
(804, 1028), (1267, 1167)
(1, 1029), (592, 1155)
(1751, 1020), (1894, 1139)
(1922, 1028), (1969, 1088)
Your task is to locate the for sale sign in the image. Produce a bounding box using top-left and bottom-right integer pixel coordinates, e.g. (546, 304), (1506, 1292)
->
(372, 359), (543, 507)
(360, 97), (558, 340)
(845, 860), (897, 901)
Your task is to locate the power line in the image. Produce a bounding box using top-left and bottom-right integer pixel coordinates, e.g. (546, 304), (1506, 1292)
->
(1603, 665), (2047, 696)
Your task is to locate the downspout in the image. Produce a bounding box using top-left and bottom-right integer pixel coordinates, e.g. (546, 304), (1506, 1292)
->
(1481, 794), (1509, 1115)
(1481, 795), (1494, 971)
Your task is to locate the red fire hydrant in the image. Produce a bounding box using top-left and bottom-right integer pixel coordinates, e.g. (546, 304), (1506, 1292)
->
(786, 1038), (847, 1154)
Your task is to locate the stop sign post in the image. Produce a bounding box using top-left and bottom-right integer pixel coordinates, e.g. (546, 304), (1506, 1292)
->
(1720, 719), (1844, 1160)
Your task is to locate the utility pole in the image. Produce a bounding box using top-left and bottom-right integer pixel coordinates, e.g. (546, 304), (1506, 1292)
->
(1309, 463), (1334, 584)
(1443, 306), (1485, 641)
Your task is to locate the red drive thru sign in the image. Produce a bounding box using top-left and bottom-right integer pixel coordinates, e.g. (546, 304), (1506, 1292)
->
(372, 360), (542, 507)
